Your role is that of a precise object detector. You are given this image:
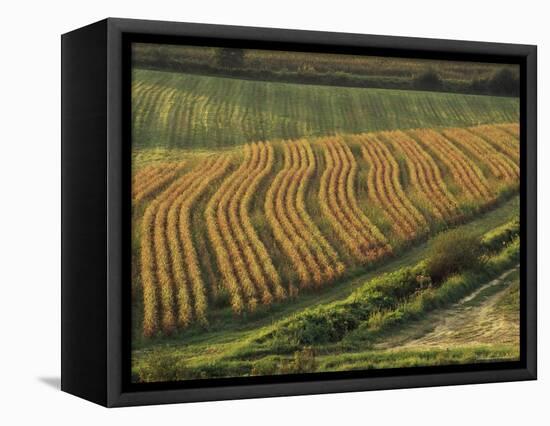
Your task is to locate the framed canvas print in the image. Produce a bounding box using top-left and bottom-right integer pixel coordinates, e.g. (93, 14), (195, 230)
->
(61, 18), (537, 407)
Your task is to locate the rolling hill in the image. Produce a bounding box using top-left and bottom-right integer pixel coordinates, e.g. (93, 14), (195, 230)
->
(132, 69), (519, 149)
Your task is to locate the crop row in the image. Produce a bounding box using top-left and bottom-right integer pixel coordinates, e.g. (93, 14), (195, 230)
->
(385, 130), (458, 221)
(441, 128), (519, 181)
(206, 143), (286, 313)
(469, 125), (520, 164)
(141, 156), (230, 336)
(318, 137), (391, 262)
(411, 129), (493, 202)
(137, 123), (520, 336)
(496, 123), (519, 139)
(266, 140), (346, 292)
(358, 134), (428, 239)
(132, 162), (186, 206)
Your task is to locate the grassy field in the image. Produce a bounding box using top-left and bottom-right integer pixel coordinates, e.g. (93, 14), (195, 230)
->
(131, 61), (521, 382)
(132, 69), (519, 149)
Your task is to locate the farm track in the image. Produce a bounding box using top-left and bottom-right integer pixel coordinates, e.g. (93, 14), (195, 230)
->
(496, 123), (520, 139)
(375, 267), (519, 350)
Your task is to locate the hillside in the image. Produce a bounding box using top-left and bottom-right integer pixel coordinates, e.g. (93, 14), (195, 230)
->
(131, 123), (519, 339)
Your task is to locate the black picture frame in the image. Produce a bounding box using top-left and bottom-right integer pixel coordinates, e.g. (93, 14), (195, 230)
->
(61, 17), (537, 407)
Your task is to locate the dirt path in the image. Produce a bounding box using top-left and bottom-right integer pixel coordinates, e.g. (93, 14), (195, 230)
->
(375, 266), (520, 350)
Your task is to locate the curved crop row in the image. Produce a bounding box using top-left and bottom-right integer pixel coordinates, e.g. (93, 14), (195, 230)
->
(140, 198), (159, 337)
(207, 143), (286, 313)
(359, 134), (428, 240)
(226, 144), (275, 305)
(240, 143), (287, 301)
(296, 141), (345, 277)
(140, 166), (203, 337)
(265, 142), (323, 288)
(287, 141), (345, 284)
(496, 123), (520, 139)
(133, 162), (185, 206)
(318, 137), (390, 262)
(385, 130), (458, 221)
(411, 129), (493, 202)
(284, 143), (330, 285)
(141, 157), (231, 335)
(441, 128), (519, 181)
(138, 122), (520, 337)
(338, 139), (389, 248)
(132, 164), (163, 192)
(132, 82), (168, 134)
(469, 125), (519, 164)
(206, 154), (253, 314)
(167, 156), (231, 327)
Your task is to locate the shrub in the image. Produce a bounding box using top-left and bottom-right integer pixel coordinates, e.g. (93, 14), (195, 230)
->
(216, 48), (245, 68)
(276, 305), (365, 345)
(250, 358), (279, 376)
(264, 231), (516, 349)
(488, 68), (519, 96)
(426, 230), (483, 283)
(354, 263), (429, 304)
(481, 219), (520, 252)
(271, 263), (428, 346)
(135, 349), (189, 383)
(484, 238), (519, 275)
(278, 347), (317, 374)
(213, 285), (231, 309)
(354, 251), (517, 343)
(414, 69), (442, 90)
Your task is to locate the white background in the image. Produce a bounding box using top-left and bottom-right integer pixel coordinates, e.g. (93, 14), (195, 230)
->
(0, 0), (546, 424)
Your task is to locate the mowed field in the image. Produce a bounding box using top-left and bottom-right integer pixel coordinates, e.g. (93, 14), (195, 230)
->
(131, 69), (520, 381)
(131, 69), (519, 149)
